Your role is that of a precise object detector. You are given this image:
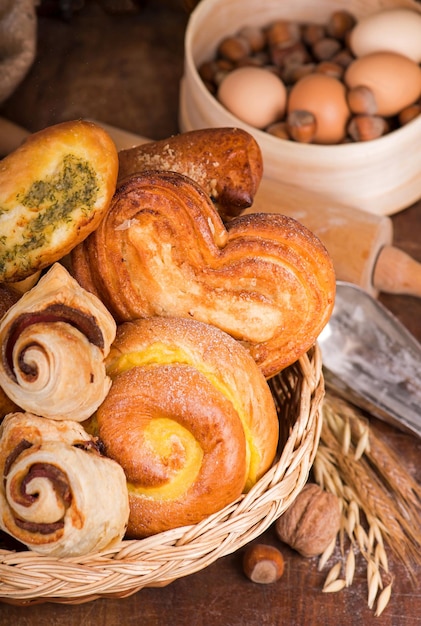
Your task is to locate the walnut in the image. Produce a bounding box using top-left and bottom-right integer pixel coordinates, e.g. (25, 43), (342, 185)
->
(275, 483), (341, 557)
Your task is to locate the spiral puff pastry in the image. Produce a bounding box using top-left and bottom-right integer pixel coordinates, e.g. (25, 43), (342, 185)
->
(95, 316), (279, 538)
(0, 263), (116, 421)
(0, 412), (129, 557)
(72, 171), (336, 378)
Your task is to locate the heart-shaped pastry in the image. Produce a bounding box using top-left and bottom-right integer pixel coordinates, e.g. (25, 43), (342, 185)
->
(71, 170), (335, 377)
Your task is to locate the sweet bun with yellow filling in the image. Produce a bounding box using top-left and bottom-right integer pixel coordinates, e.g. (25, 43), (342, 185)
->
(95, 315), (279, 538)
(0, 119), (118, 283)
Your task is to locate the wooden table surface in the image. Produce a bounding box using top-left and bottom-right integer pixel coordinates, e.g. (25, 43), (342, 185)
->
(0, 2), (420, 624)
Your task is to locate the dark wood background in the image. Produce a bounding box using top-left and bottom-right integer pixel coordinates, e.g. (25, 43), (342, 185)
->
(0, 2), (420, 624)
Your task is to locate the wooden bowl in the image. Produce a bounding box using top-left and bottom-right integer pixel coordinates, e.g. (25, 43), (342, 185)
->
(180, 0), (421, 216)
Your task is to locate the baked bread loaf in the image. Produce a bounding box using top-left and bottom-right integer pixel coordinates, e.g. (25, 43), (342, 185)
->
(117, 127), (263, 220)
(95, 315), (279, 537)
(0, 412), (129, 557)
(72, 170), (336, 377)
(0, 263), (116, 421)
(0, 119), (118, 283)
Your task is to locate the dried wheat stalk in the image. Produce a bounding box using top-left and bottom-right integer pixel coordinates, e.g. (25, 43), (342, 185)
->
(313, 391), (421, 617)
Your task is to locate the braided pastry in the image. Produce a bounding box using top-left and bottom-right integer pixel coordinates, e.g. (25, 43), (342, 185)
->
(72, 170), (335, 377)
(95, 315), (279, 537)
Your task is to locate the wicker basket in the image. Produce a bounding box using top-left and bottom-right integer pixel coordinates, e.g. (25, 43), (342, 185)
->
(0, 345), (324, 605)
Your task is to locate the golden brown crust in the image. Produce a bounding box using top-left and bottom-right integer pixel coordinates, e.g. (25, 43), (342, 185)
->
(72, 171), (335, 377)
(96, 315), (279, 537)
(0, 119), (119, 283)
(0, 263), (116, 422)
(0, 412), (129, 557)
(117, 127), (263, 220)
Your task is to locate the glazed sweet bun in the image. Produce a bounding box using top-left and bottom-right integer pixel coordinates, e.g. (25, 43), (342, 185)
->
(72, 170), (336, 378)
(0, 119), (118, 283)
(95, 315), (279, 538)
(117, 127), (263, 220)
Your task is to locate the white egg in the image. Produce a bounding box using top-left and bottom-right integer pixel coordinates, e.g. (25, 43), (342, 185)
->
(217, 67), (287, 129)
(350, 9), (421, 63)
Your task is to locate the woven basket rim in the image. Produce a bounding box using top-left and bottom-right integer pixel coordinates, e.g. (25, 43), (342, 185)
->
(0, 344), (324, 605)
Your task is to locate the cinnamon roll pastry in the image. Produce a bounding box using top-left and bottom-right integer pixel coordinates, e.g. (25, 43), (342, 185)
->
(0, 119), (118, 283)
(117, 127), (263, 220)
(72, 171), (335, 378)
(0, 412), (129, 557)
(0, 284), (21, 419)
(96, 315), (279, 538)
(0, 263), (116, 421)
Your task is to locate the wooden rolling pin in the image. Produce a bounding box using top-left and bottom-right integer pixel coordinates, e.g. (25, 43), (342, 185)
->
(1, 117), (421, 298)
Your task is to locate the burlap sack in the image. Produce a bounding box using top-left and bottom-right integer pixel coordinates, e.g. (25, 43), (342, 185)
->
(0, 0), (37, 104)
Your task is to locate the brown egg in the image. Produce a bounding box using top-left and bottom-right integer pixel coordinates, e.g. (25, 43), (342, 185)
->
(287, 74), (350, 144)
(217, 66), (287, 129)
(344, 52), (421, 117)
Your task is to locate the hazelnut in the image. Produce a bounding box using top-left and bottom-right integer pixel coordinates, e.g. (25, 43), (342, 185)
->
(236, 56), (265, 68)
(266, 121), (290, 140)
(316, 60), (344, 80)
(243, 543), (285, 584)
(326, 10), (356, 40)
(347, 85), (377, 115)
(270, 41), (309, 68)
(238, 25), (266, 53)
(217, 36), (251, 62)
(347, 114), (389, 142)
(399, 103), (421, 126)
(215, 58), (235, 73)
(282, 62), (316, 84)
(331, 48), (355, 69)
(198, 60), (218, 84)
(312, 37), (342, 61)
(266, 20), (300, 48)
(286, 110), (317, 143)
(275, 483), (341, 557)
(302, 22), (326, 47)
